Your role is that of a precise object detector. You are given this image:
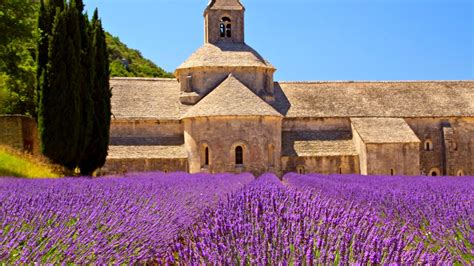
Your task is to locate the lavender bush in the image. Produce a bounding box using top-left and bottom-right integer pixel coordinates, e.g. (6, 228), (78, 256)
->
(169, 174), (473, 264)
(0, 172), (253, 264)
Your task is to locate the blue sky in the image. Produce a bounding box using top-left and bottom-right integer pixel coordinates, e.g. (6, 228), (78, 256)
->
(83, 0), (473, 81)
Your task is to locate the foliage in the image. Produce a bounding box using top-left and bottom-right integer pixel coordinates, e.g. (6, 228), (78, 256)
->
(106, 32), (173, 78)
(37, 1), (111, 174)
(0, 146), (61, 178)
(0, 0), (38, 116)
(78, 10), (111, 176)
(0, 172), (254, 263)
(38, 2), (82, 170)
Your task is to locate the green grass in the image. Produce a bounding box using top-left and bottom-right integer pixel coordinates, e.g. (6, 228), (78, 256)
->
(0, 147), (61, 178)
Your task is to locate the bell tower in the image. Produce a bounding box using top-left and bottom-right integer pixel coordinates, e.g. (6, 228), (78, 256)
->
(204, 0), (245, 44)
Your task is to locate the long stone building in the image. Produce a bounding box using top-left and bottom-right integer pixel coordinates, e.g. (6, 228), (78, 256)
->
(104, 0), (474, 177)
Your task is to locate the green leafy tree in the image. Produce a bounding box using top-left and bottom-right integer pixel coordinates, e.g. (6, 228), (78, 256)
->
(0, 0), (38, 116)
(79, 9), (111, 175)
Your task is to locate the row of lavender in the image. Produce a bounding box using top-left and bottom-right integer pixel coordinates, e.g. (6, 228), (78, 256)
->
(1, 172), (472, 264)
(0, 172), (254, 264)
(168, 174), (473, 264)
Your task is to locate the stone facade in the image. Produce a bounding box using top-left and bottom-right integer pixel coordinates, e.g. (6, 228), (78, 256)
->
(0, 115), (39, 155)
(104, 0), (474, 176)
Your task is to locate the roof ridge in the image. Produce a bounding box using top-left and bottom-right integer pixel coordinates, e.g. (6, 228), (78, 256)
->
(278, 80), (474, 84)
(111, 77), (177, 81)
(182, 74), (282, 119)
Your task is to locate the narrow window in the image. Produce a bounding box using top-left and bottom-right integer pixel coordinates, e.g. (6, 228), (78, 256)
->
(424, 140), (433, 151)
(220, 23), (226, 37)
(220, 17), (231, 38)
(235, 146), (243, 165)
(297, 166), (305, 174)
(457, 170), (464, 176)
(390, 169), (395, 176)
(205, 147), (209, 166)
(339, 167), (343, 174)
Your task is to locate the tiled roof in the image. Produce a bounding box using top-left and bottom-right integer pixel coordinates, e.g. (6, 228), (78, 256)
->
(351, 118), (421, 144)
(107, 145), (187, 159)
(176, 42), (274, 71)
(273, 81), (474, 118)
(182, 74), (282, 119)
(110, 78), (190, 120)
(207, 0), (244, 10)
(111, 79), (474, 120)
(282, 131), (357, 157)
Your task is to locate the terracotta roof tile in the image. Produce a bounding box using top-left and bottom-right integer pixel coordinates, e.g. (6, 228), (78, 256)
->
(351, 118), (421, 143)
(182, 75), (282, 119)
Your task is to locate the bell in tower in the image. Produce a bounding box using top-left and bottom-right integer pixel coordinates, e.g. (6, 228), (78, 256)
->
(204, 0), (245, 44)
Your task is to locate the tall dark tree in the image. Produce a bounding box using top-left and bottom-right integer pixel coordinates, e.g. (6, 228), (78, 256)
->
(79, 9), (111, 175)
(38, 5), (82, 170)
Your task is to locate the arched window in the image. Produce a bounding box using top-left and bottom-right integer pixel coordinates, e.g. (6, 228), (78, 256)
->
(297, 166), (305, 174)
(220, 17), (231, 38)
(457, 170), (464, 176)
(429, 168), (441, 176)
(205, 147), (209, 166)
(424, 140), (433, 151)
(235, 146), (243, 165)
(201, 145), (210, 168)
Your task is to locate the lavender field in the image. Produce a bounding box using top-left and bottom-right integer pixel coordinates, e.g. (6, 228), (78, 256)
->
(1, 172), (473, 264)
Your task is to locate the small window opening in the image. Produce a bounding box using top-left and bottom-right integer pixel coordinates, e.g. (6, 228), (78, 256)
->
(390, 169), (395, 176)
(457, 170), (464, 176)
(220, 17), (231, 38)
(205, 147), (209, 166)
(424, 140), (433, 151)
(235, 146), (243, 165)
(339, 168), (343, 174)
(297, 166), (305, 174)
(429, 168), (440, 177)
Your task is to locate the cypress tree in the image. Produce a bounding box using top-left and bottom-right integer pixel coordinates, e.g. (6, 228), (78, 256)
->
(39, 5), (82, 170)
(79, 9), (111, 175)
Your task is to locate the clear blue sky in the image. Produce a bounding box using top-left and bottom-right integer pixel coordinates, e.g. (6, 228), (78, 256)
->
(83, 0), (473, 81)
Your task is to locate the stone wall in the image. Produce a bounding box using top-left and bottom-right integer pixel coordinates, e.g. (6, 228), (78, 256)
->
(281, 155), (360, 175)
(184, 116), (282, 176)
(282, 117), (352, 132)
(205, 9), (244, 44)
(365, 143), (420, 176)
(352, 125), (368, 175)
(110, 119), (183, 145)
(177, 67), (274, 99)
(0, 115), (39, 154)
(103, 158), (188, 175)
(405, 117), (474, 176)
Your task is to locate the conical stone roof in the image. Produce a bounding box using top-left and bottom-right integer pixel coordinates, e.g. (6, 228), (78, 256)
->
(182, 74), (282, 119)
(176, 42), (274, 71)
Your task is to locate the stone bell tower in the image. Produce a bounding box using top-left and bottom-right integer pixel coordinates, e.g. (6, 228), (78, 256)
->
(204, 0), (245, 44)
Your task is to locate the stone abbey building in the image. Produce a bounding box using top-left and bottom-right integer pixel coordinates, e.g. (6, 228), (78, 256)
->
(104, 0), (474, 177)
